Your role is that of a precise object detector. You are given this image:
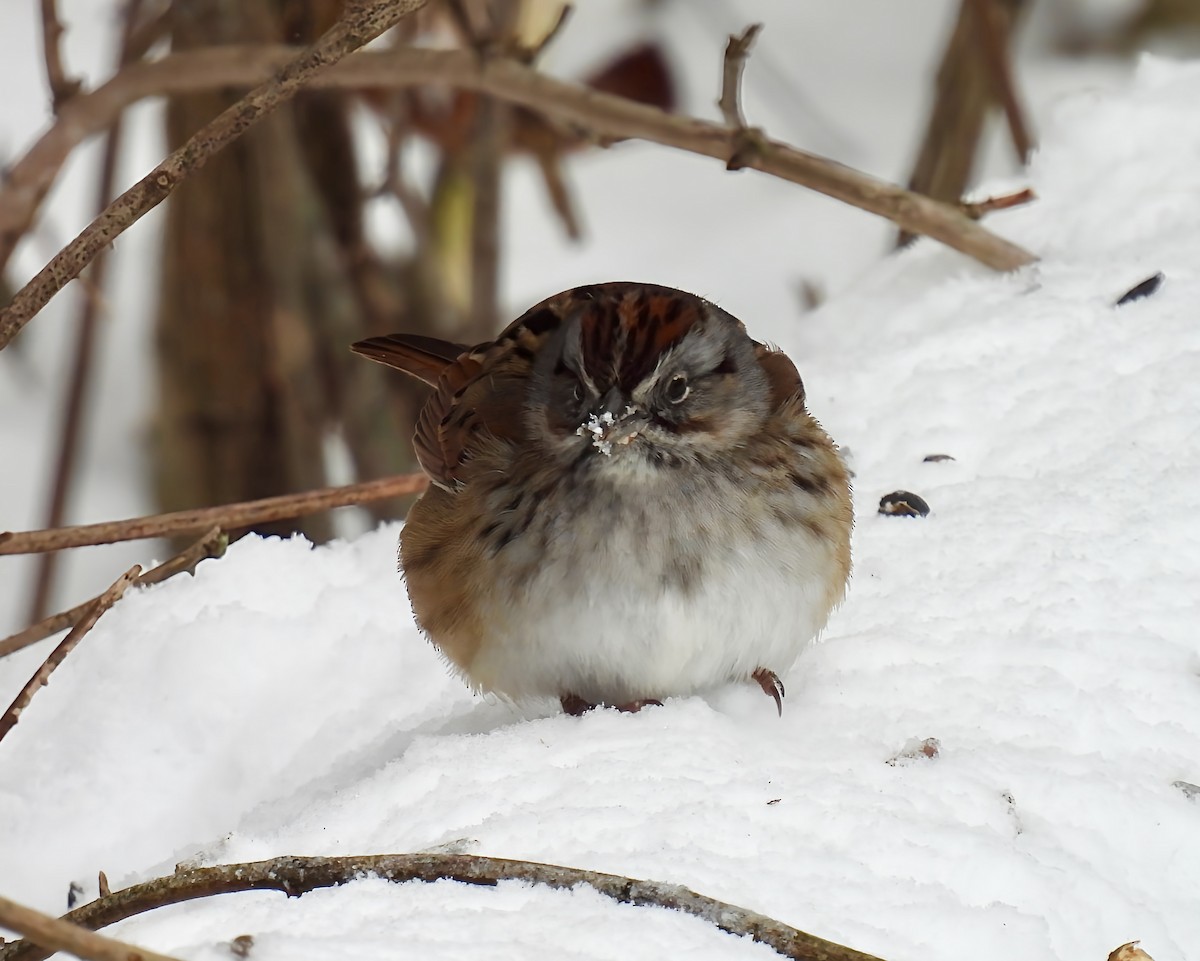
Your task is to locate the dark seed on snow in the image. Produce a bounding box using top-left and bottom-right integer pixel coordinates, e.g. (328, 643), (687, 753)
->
(878, 490), (931, 518)
(1114, 272), (1164, 306)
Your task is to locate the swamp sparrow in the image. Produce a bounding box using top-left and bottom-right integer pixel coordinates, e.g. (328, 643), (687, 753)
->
(353, 282), (852, 715)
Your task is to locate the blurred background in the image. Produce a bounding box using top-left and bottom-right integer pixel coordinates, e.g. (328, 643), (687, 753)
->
(1, 0), (1197, 635)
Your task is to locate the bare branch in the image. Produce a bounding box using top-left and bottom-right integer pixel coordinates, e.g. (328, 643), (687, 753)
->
(718, 22), (762, 129)
(38, 0), (82, 111)
(899, 0), (1029, 248)
(0, 854), (892, 961)
(0, 475), (427, 556)
(0, 45), (1035, 314)
(0, 894), (182, 961)
(961, 186), (1036, 219)
(467, 1), (521, 334)
(0, 527), (227, 659)
(533, 151), (582, 239)
(468, 112), (505, 327)
(124, 2), (172, 61)
(0, 566), (138, 747)
(0, 0), (429, 352)
(967, 0), (1034, 162)
(370, 93), (434, 247)
(28, 0), (149, 625)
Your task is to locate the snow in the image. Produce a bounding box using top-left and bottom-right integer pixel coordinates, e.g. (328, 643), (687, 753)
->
(3, 8), (1200, 961)
(578, 410), (619, 455)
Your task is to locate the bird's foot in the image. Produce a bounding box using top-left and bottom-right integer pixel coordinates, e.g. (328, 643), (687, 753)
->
(614, 699), (663, 713)
(560, 694), (595, 716)
(559, 695), (663, 715)
(752, 669), (785, 716)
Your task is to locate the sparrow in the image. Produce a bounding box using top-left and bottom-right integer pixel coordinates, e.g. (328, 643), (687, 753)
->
(352, 282), (852, 715)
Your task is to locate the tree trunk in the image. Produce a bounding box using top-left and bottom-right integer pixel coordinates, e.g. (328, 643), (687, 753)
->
(155, 0), (414, 541)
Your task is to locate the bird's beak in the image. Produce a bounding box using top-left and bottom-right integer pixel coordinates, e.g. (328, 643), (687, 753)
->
(605, 406), (650, 447)
(577, 393), (649, 456)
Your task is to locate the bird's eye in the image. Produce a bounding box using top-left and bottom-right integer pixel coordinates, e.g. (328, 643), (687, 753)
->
(665, 374), (689, 404)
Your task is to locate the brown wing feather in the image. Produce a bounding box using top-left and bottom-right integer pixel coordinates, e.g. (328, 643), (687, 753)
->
(353, 330), (537, 491)
(418, 346), (538, 490)
(351, 334), (469, 388)
(413, 352), (486, 489)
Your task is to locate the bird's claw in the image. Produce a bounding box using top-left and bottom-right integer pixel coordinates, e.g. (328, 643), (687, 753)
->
(614, 699), (662, 713)
(752, 669), (785, 716)
(561, 694), (593, 715)
(560, 695), (663, 715)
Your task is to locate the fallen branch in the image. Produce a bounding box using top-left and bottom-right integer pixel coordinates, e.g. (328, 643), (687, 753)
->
(0, 527), (227, 659)
(0, 566), (138, 747)
(0, 854), (891, 961)
(0, 474), (427, 556)
(0, 0), (429, 351)
(0, 43), (1035, 322)
(0, 895), (183, 961)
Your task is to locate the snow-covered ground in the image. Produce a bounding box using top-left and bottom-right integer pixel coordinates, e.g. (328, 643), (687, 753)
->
(4, 4), (1200, 961)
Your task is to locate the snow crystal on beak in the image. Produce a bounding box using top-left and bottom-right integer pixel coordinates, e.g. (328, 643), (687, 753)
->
(577, 411), (617, 456)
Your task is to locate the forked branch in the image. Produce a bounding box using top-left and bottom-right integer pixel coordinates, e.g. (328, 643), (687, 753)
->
(0, 566), (139, 747)
(0, 527), (227, 659)
(961, 186), (1035, 218)
(718, 22), (762, 129)
(0, 38), (1036, 351)
(0, 0), (430, 351)
(967, 0), (1034, 161)
(38, 0), (82, 110)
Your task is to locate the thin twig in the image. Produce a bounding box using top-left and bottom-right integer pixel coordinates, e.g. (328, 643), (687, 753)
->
(0, 0), (429, 351)
(0, 895), (182, 961)
(124, 2), (172, 61)
(0, 565), (138, 747)
(967, 0), (1034, 162)
(28, 0), (148, 625)
(38, 0), (82, 111)
(468, 106), (505, 330)
(898, 0), (1029, 247)
(718, 22), (762, 129)
(468, 0), (520, 334)
(961, 186), (1036, 219)
(0, 854), (892, 961)
(0, 474), (427, 556)
(0, 45), (1035, 311)
(371, 96), (434, 248)
(0, 527), (227, 659)
(532, 150), (581, 239)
